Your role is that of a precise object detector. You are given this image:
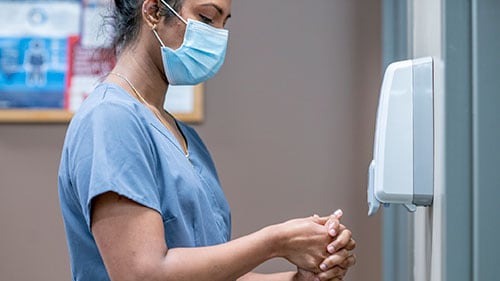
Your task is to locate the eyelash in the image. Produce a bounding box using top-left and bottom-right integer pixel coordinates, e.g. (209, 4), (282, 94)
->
(199, 14), (214, 24)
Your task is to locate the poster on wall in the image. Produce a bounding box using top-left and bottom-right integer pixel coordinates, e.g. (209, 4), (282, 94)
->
(66, 36), (115, 112)
(0, 37), (70, 109)
(0, 0), (80, 111)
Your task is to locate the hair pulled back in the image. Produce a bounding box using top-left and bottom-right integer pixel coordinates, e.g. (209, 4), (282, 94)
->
(111, 0), (184, 54)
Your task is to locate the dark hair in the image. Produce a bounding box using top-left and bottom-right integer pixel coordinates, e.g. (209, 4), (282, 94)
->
(110, 0), (184, 54)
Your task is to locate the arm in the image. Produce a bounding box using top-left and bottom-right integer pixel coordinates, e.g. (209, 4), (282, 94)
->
(238, 272), (296, 281)
(237, 258), (353, 281)
(237, 270), (345, 281)
(91, 192), (335, 281)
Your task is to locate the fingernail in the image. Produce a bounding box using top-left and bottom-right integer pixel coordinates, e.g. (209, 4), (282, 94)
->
(333, 209), (343, 217)
(328, 244), (335, 253)
(314, 277), (320, 281)
(329, 228), (336, 236)
(320, 263), (327, 271)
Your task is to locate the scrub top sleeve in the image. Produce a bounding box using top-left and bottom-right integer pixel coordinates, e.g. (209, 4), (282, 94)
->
(74, 101), (162, 230)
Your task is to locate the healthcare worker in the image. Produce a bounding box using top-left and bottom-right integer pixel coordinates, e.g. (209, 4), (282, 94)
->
(58, 0), (356, 280)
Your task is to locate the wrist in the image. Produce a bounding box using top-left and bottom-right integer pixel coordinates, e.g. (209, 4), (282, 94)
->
(292, 268), (317, 281)
(261, 223), (286, 259)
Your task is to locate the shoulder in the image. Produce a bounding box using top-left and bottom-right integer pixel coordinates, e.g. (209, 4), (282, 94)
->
(68, 83), (154, 136)
(63, 83), (157, 158)
(73, 83), (145, 124)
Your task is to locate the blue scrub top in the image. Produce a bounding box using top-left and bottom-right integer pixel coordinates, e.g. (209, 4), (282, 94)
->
(58, 83), (231, 281)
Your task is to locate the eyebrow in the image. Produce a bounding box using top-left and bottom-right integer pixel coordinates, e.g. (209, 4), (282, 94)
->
(200, 3), (232, 19)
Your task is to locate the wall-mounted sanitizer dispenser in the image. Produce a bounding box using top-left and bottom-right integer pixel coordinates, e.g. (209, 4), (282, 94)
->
(367, 57), (434, 216)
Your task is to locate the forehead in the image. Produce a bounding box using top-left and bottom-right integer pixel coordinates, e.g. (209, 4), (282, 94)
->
(184, 0), (232, 15)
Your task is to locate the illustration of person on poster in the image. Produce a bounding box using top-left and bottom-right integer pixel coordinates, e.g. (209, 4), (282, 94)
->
(24, 39), (48, 87)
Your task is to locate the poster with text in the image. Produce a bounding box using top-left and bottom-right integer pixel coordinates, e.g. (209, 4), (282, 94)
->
(0, 1), (80, 109)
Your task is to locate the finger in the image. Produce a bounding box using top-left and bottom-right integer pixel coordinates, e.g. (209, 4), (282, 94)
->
(319, 249), (349, 271)
(338, 224), (346, 231)
(311, 215), (331, 225)
(332, 209), (343, 219)
(317, 274), (344, 281)
(327, 228), (352, 254)
(338, 253), (357, 269)
(311, 209), (342, 225)
(316, 277), (341, 281)
(326, 209), (343, 235)
(326, 218), (340, 237)
(316, 266), (347, 281)
(344, 238), (356, 251)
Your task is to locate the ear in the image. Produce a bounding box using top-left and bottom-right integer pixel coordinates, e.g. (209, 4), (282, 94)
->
(142, 0), (161, 29)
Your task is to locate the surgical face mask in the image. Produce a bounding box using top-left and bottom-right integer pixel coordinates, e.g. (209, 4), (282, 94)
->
(153, 0), (229, 85)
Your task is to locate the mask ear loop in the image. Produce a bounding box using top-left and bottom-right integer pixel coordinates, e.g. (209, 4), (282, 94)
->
(144, 10), (167, 47)
(151, 25), (167, 47)
(159, 0), (187, 25)
(146, 13), (165, 47)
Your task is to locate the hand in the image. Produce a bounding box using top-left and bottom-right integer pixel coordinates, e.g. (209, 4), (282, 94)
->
(312, 209), (343, 238)
(316, 211), (357, 280)
(315, 249), (356, 281)
(293, 267), (321, 281)
(276, 216), (336, 273)
(314, 209), (354, 254)
(325, 224), (355, 256)
(293, 265), (349, 281)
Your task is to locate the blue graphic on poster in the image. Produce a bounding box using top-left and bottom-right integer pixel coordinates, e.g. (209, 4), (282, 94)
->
(0, 37), (68, 109)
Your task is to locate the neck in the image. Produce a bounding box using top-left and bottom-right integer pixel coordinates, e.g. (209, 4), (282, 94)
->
(108, 46), (169, 110)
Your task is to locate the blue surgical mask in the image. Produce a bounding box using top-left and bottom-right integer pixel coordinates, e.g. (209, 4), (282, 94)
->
(153, 0), (229, 85)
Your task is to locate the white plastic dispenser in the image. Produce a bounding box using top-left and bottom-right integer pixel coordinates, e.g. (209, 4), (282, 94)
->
(367, 57), (434, 216)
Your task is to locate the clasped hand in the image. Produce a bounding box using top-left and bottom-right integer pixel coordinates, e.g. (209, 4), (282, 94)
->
(280, 210), (356, 281)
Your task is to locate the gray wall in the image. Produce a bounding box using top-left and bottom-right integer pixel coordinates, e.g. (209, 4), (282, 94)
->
(383, 1), (500, 280)
(411, 0), (444, 280)
(0, 0), (382, 280)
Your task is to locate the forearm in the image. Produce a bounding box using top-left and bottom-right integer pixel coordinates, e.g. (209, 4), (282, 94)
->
(92, 194), (337, 281)
(150, 226), (282, 281)
(237, 271), (296, 281)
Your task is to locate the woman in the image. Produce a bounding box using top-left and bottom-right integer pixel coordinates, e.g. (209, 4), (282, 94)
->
(58, 0), (356, 280)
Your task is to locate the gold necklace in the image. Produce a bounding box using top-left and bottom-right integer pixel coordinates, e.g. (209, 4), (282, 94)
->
(109, 72), (189, 156)
(109, 72), (169, 125)
(109, 72), (151, 108)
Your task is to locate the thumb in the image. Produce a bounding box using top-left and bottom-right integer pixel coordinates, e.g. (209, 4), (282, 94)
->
(332, 209), (343, 219)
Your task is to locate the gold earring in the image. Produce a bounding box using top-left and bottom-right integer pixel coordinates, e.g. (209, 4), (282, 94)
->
(146, 14), (157, 29)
